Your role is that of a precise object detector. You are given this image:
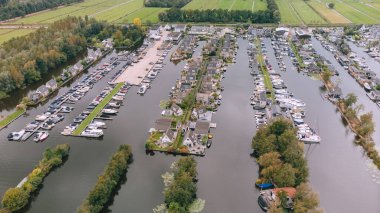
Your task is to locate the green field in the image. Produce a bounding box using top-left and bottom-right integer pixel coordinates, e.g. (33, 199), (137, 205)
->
(0, 108), (26, 129)
(326, 0), (378, 24)
(0, 29), (36, 44)
(307, 1), (351, 24)
(120, 7), (166, 23)
(291, 0), (327, 25)
(275, 0), (301, 25)
(184, 0), (267, 11)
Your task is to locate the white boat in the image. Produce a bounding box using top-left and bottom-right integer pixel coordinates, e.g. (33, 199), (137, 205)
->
(102, 109), (118, 115)
(33, 131), (49, 142)
(81, 129), (103, 138)
(35, 113), (50, 121)
(138, 85), (148, 95)
(364, 82), (372, 92)
(112, 95), (124, 101)
(7, 129), (26, 141)
(108, 102), (121, 108)
(298, 134), (321, 143)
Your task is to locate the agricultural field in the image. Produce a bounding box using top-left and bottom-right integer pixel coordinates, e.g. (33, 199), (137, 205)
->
(275, 0), (302, 25)
(291, 0), (327, 25)
(327, 0), (378, 24)
(0, 29), (36, 44)
(340, 0), (380, 21)
(119, 7), (167, 23)
(184, 0), (267, 11)
(10, 0), (145, 24)
(307, 1), (351, 24)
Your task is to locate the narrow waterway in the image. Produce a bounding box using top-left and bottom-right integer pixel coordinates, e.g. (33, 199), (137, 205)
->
(263, 38), (380, 213)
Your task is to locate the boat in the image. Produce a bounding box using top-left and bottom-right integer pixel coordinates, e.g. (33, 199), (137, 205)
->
(21, 132), (32, 141)
(41, 122), (55, 130)
(255, 182), (274, 190)
(35, 113), (50, 121)
(33, 131), (49, 142)
(112, 95), (124, 101)
(102, 109), (117, 115)
(108, 102), (121, 108)
(137, 85), (148, 95)
(7, 129), (25, 141)
(364, 82), (372, 92)
(206, 139), (212, 148)
(81, 129), (103, 138)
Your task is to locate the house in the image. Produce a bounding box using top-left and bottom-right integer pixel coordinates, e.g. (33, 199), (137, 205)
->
(36, 85), (49, 97)
(194, 121), (210, 136)
(73, 61), (84, 71)
(275, 27), (289, 36)
(161, 129), (176, 144)
(295, 30), (311, 39)
(154, 117), (172, 132)
(102, 38), (113, 49)
(183, 131), (196, 147)
(174, 24), (187, 32)
(68, 67), (77, 76)
(30, 93), (42, 102)
(95, 49), (102, 58)
(171, 104), (183, 116)
(45, 79), (58, 90)
(196, 92), (211, 104)
(87, 49), (97, 61)
(167, 32), (182, 43)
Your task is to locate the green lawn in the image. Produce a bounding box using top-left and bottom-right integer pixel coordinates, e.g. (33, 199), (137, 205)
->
(0, 29), (36, 44)
(256, 39), (273, 100)
(342, 0), (380, 22)
(183, 0), (219, 9)
(291, 0), (327, 25)
(72, 83), (124, 135)
(253, 0), (267, 11)
(183, 0), (266, 10)
(0, 108), (26, 129)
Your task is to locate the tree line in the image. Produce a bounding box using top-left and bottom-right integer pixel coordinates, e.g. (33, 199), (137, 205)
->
(252, 118), (322, 212)
(144, 0), (191, 8)
(0, 0), (83, 21)
(158, 0), (280, 23)
(78, 144), (133, 213)
(0, 16), (145, 99)
(1, 144), (70, 212)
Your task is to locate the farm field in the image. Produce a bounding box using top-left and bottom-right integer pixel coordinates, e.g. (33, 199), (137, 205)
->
(291, 0), (327, 25)
(275, 0), (302, 25)
(120, 7), (166, 23)
(328, 0), (377, 24)
(184, 0), (267, 11)
(10, 0), (144, 24)
(0, 29), (36, 44)
(307, 1), (351, 24)
(342, 0), (380, 21)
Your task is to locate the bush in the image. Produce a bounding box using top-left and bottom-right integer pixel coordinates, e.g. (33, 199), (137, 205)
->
(1, 188), (29, 212)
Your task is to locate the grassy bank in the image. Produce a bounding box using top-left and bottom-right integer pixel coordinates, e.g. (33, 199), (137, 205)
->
(72, 82), (124, 135)
(0, 108), (26, 129)
(1, 144), (70, 212)
(78, 144), (132, 213)
(256, 39), (274, 100)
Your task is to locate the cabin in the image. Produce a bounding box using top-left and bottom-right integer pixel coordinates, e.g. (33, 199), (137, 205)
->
(45, 79), (58, 90)
(102, 38), (113, 49)
(183, 131), (196, 147)
(73, 61), (84, 71)
(36, 85), (49, 97)
(154, 117), (173, 132)
(171, 104), (183, 117)
(161, 129), (176, 144)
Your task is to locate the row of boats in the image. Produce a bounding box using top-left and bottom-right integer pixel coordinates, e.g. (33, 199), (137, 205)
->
(61, 83), (129, 137)
(249, 38), (321, 143)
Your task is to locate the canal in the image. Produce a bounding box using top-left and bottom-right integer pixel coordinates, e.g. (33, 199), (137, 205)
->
(1, 35), (380, 213)
(264, 37), (380, 213)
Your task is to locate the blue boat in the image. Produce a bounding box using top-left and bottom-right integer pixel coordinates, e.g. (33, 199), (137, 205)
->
(255, 183), (274, 190)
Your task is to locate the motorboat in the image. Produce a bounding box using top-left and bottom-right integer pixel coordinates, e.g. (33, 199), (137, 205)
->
(81, 129), (103, 138)
(41, 121), (55, 130)
(25, 121), (39, 131)
(7, 129), (25, 141)
(108, 102), (121, 108)
(35, 113), (50, 121)
(364, 82), (372, 92)
(102, 109), (117, 115)
(89, 121), (107, 129)
(137, 85), (148, 95)
(33, 131), (49, 142)
(61, 106), (74, 113)
(112, 95), (124, 101)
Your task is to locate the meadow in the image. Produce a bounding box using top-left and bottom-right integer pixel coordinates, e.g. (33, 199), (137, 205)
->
(307, 1), (351, 24)
(0, 29), (36, 44)
(184, 0), (267, 11)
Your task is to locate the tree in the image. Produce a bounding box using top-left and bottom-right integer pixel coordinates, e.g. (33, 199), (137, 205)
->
(343, 93), (357, 108)
(293, 183), (322, 213)
(133, 18), (142, 27)
(2, 188), (29, 212)
(327, 2), (335, 9)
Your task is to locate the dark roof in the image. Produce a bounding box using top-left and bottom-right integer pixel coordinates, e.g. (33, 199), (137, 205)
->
(194, 121), (209, 135)
(155, 117), (172, 131)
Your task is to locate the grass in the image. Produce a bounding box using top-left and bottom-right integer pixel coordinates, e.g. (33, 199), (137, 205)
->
(256, 39), (273, 100)
(119, 7), (166, 23)
(275, 0), (302, 25)
(307, 1), (351, 24)
(342, 0), (380, 21)
(291, 0), (327, 25)
(328, 0), (378, 24)
(0, 29), (36, 44)
(72, 83), (124, 135)
(184, 0), (267, 11)
(0, 108), (26, 129)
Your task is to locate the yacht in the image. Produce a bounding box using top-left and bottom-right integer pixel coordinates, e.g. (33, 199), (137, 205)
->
(35, 113), (50, 121)
(102, 109), (118, 115)
(33, 131), (49, 142)
(81, 129), (103, 138)
(138, 85), (148, 95)
(7, 129), (26, 141)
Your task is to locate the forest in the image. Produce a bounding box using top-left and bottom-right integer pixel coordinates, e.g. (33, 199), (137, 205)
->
(158, 0), (280, 23)
(144, 0), (191, 8)
(0, 0), (83, 21)
(0, 16), (144, 99)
